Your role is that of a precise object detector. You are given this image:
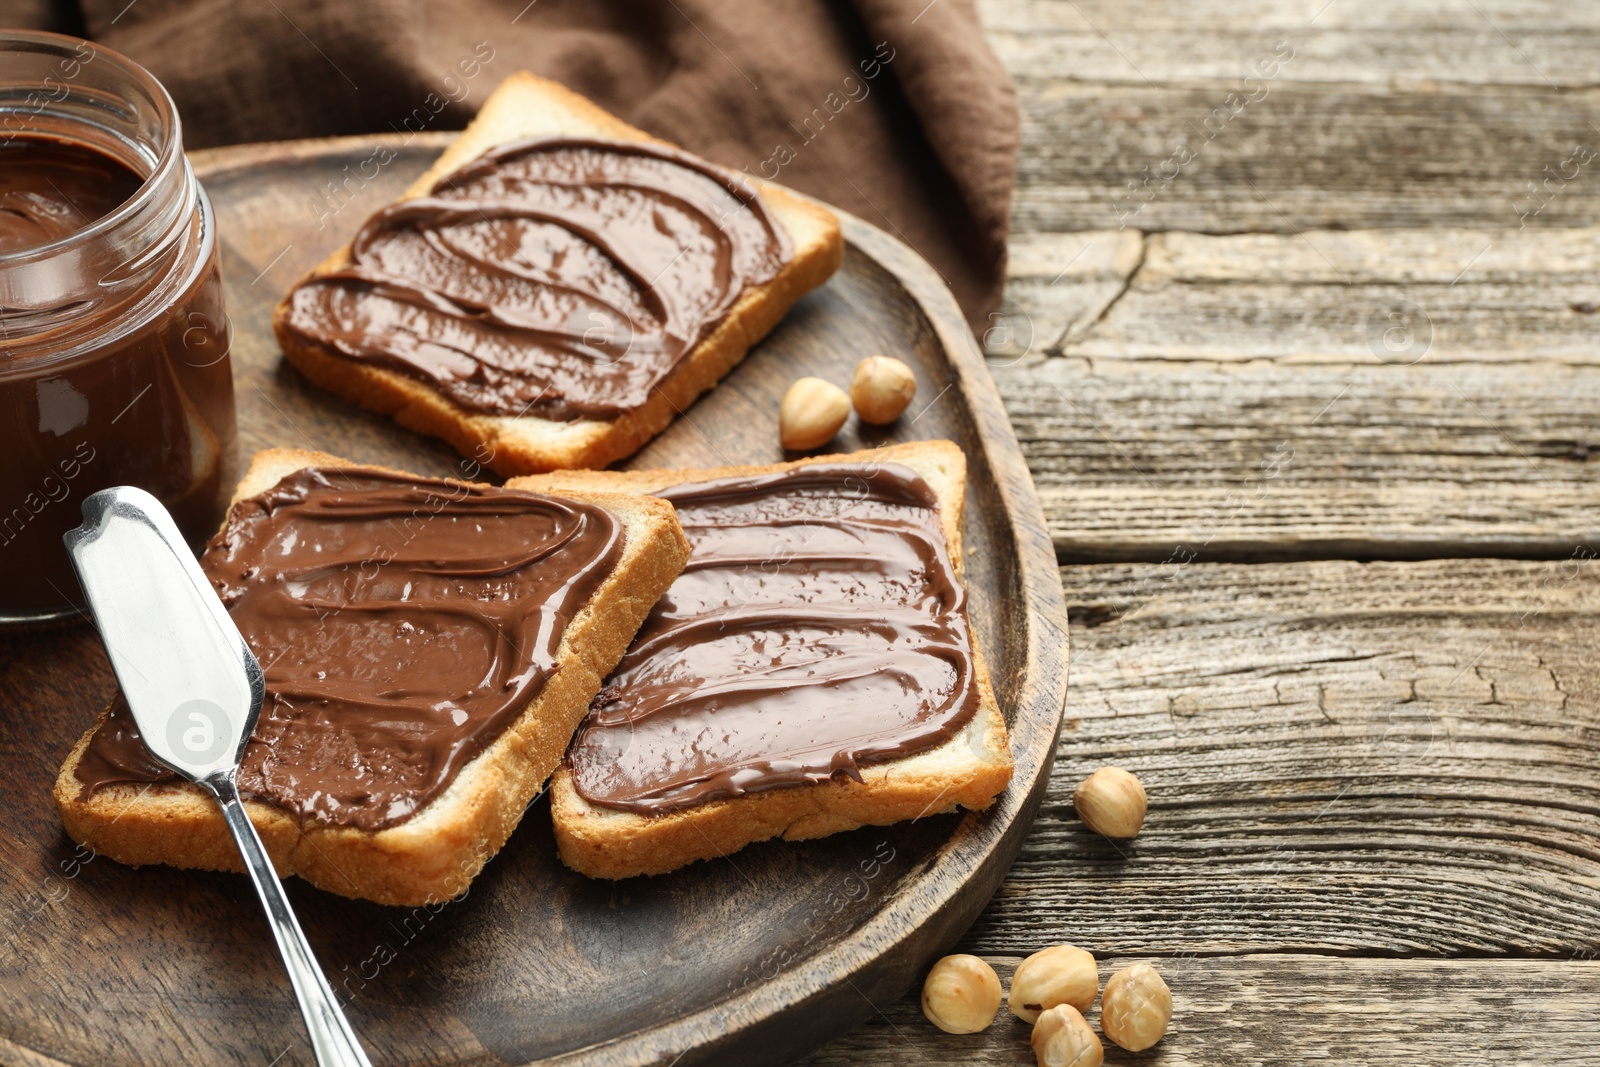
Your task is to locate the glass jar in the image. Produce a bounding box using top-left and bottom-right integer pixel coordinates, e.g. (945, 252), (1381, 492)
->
(0, 30), (237, 622)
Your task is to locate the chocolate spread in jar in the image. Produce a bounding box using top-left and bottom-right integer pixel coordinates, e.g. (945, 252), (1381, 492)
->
(278, 137), (793, 422)
(0, 135), (236, 618)
(0, 137), (144, 251)
(566, 462), (980, 816)
(75, 467), (624, 830)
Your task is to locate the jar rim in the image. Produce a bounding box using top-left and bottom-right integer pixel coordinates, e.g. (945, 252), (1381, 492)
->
(0, 29), (184, 267)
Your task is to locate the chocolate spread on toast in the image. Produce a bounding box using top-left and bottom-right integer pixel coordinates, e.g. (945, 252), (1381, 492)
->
(75, 467), (622, 830)
(566, 462), (981, 815)
(278, 137), (793, 422)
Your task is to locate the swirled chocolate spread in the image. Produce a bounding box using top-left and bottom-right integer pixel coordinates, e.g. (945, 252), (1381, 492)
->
(75, 467), (623, 830)
(0, 137), (144, 252)
(567, 462), (980, 815)
(279, 137), (793, 422)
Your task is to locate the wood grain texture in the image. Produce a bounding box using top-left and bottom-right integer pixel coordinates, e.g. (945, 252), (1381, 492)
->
(973, 558), (1600, 958)
(980, 0), (1600, 561)
(0, 137), (1068, 1067)
(1050, 229), (1600, 364)
(993, 356), (1600, 560)
(981, 0), (1600, 239)
(1009, 82), (1600, 235)
(982, 0), (1600, 86)
(802, 955), (1600, 1066)
(986, 231), (1144, 360)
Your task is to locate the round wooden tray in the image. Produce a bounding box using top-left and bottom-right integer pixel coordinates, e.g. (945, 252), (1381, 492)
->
(0, 134), (1067, 1067)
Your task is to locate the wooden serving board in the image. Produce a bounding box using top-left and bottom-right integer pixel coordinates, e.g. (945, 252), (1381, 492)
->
(0, 135), (1067, 1067)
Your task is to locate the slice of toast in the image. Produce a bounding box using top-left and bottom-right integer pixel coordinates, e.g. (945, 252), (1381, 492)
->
(272, 72), (844, 476)
(514, 441), (1013, 879)
(53, 447), (689, 905)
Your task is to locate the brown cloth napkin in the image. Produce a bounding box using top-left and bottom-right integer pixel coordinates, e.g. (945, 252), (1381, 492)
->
(24, 0), (1018, 330)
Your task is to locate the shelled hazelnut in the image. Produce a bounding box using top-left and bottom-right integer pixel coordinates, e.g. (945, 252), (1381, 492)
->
(850, 355), (917, 424)
(920, 954), (1001, 1034)
(1008, 945), (1099, 1023)
(1031, 1004), (1103, 1067)
(1072, 766), (1147, 839)
(1099, 963), (1172, 1051)
(779, 377), (850, 450)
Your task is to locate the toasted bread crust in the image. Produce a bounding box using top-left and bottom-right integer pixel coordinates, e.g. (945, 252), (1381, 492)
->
(513, 441), (1014, 879)
(271, 72), (844, 475)
(53, 448), (689, 905)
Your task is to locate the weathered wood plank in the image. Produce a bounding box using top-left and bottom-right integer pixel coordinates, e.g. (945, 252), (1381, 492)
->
(1050, 229), (1600, 363)
(982, 0), (1600, 88)
(987, 231), (1143, 358)
(963, 559), (1600, 958)
(994, 356), (1600, 559)
(1004, 80), (1600, 235)
(801, 955), (1600, 1066)
(979, 0), (1600, 236)
(984, 0), (1600, 36)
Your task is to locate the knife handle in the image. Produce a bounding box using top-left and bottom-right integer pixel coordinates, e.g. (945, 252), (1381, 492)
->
(205, 774), (373, 1067)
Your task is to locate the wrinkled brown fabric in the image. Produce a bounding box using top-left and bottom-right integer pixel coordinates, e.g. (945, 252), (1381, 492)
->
(18, 0), (1018, 329)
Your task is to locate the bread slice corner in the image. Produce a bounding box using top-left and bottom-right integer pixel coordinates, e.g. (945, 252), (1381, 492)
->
(271, 72), (845, 476)
(512, 440), (1013, 879)
(53, 447), (690, 905)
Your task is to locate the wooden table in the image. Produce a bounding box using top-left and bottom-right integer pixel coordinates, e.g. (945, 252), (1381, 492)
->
(804, 1), (1600, 1062)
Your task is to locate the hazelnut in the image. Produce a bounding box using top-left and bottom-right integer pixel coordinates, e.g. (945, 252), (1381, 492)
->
(920, 954), (1001, 1034)
(1009, 945), (1098, 1023)
(1073, 766), (1147, 839)
(1031, 1004), (1103, 1067)
(1099, 963), (1171, 1051)
(779, 377), (850, 450)
(849, 355), (917, 424)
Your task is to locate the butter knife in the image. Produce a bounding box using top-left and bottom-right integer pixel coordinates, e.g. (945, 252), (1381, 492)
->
(65, 486), (372, 1067)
